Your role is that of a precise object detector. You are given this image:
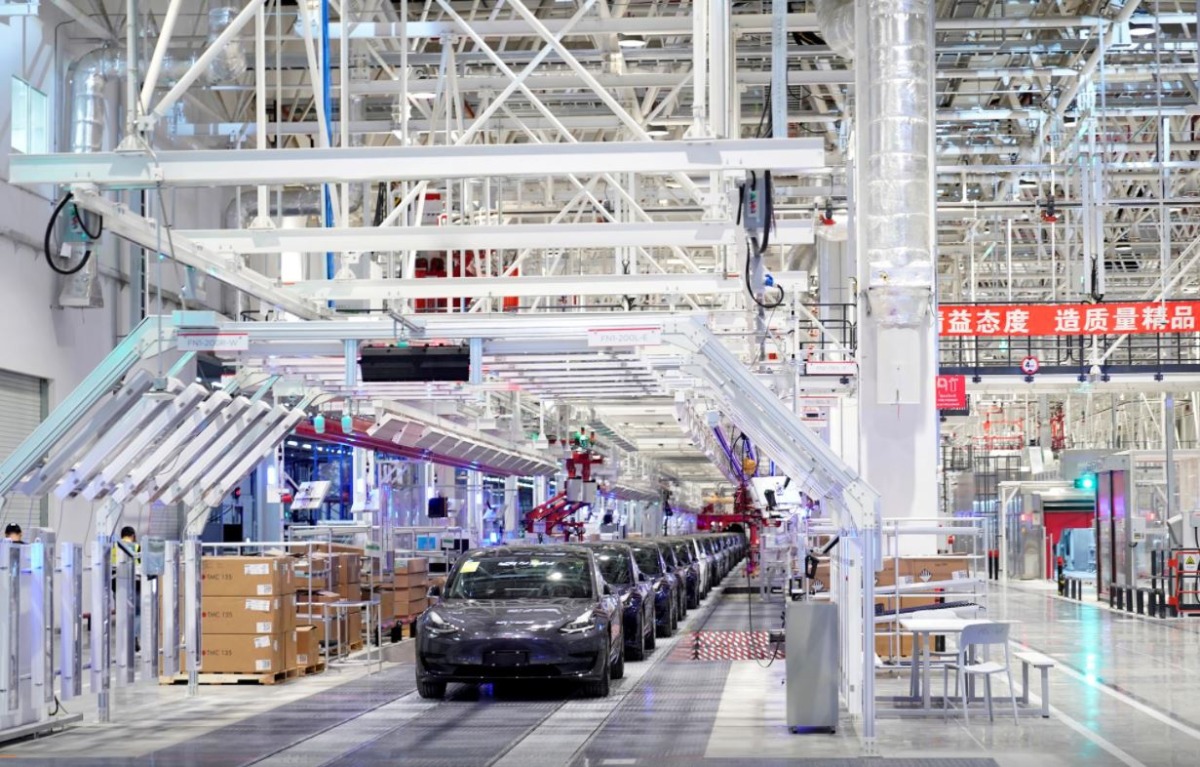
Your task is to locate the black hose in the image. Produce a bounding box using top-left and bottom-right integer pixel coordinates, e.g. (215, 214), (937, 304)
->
(43, 192), (95, 276)
(746, 237), (786, 310)
(72, 204), (103, 240)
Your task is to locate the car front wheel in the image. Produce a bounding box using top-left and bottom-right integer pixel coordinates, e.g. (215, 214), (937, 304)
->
(583, 647), (611, 698)
(627, 614), (646, 661)
(610, 635), (625, 680)
(417, 678), (446, 700)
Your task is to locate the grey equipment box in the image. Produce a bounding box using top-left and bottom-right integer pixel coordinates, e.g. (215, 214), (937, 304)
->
(785, 601), (839, 732)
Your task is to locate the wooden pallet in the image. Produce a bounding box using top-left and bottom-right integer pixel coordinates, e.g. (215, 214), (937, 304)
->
(299, 661), (327, 676)
(158, 669), (293, 686)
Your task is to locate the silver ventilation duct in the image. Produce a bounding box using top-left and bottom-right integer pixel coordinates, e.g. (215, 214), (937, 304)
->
(224, 188), (365, 229)
(813, 0), (855, 62)
(206, 3), (249, 84)
(817, 0), (933, 328)
(863, 0), (934, 327)
(69, 49), (120, 154)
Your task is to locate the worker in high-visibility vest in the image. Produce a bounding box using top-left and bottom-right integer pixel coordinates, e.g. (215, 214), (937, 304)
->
(112, 526), (141, 650)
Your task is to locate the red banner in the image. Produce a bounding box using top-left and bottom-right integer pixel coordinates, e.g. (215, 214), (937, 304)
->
(936, 375), (967, 410)
(938, 301), (1200, 337)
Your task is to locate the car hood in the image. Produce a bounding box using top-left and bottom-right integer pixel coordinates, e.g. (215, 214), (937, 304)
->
(435, 598), (597, 633)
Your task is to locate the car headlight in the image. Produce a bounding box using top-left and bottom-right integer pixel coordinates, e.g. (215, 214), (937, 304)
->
(560, 611), (598, 634)
(426, 610), (459, 636)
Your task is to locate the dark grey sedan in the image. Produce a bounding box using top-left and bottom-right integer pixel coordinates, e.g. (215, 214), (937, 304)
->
(415, 545), (625, 699)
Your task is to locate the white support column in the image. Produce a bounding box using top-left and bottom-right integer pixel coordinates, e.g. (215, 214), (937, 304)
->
(466, 470), (483, 545)
(851, 0), (938, 555)
(771, 0), (789, 138)
(709, 0), (734, 139)
(252, 2), (272, 230)
(503, 476), (519, 540)
(688, 0), (710, 138)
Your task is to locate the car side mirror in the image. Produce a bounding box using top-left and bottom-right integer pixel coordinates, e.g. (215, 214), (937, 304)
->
(427, 584), (442, 599)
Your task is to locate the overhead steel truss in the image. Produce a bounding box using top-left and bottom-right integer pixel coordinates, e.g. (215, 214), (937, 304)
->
(9, 139), (824, 188)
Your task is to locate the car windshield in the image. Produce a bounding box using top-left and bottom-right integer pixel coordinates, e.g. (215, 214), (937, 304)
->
(591, 547), (632, 585)
(446, 553), (593, 600)
(631, 546), (663, 575)
(672, 542), (693, 563)
(657, 544), (678, 567)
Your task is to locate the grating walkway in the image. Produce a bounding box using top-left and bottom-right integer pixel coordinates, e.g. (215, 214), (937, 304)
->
(30, 571), (1200, 765)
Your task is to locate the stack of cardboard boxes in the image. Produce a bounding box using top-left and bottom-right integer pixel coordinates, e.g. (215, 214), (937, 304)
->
(806, 554), (971, 660)
(878, 555), (971, 660)
(294, 549), (367, 651)
(391, 557), (430, 622)
(186, 556), (298, 677)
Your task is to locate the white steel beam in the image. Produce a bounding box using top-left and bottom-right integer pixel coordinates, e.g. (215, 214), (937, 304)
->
(10, 139), (825, 187)
(284, 272), (807, 302)
(182, 220), (813, 255)
(183, 220), (806, 254)
(323, 14), (1102, 39)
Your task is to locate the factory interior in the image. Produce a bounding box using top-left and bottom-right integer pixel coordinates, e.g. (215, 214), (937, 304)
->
(2, 0), (1200, 765)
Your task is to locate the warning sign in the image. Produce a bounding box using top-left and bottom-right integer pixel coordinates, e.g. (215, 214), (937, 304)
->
(918, 568), (932, 583)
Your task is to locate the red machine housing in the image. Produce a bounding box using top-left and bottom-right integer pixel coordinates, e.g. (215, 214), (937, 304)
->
(524, 447), (603, 541)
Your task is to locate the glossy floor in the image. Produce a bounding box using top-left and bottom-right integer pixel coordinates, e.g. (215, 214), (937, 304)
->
(2, 575), (1196, 766)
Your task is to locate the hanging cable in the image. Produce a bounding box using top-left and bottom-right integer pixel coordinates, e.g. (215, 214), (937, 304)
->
(42, 192), (97, 276)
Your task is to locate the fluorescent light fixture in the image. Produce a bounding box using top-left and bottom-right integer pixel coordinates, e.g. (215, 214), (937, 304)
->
(1018, 177), (1038, 187)
(408, 91), (438, 100)
(1115, 243), (1132, 252)
(1128, 23), (1156, 37)
(618, 34), (647, 48)
(646, 125), (670, 137)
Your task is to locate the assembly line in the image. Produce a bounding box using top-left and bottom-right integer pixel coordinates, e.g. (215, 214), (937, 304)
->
(4, 0), (1200, 765)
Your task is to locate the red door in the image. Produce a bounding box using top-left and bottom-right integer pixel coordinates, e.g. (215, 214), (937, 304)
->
(1043, 510), (1095, 579)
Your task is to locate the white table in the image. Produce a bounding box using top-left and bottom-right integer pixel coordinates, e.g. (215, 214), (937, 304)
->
(898, 618), (995, 711)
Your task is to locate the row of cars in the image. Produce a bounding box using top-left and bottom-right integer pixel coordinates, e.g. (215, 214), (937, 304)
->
(415, 533), (748, 698)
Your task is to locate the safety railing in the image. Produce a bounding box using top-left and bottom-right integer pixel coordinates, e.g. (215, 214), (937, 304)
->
(941, 331), (1200, 375)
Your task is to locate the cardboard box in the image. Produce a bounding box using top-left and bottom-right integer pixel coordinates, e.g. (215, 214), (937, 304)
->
(296, 591), (347, 643)
(875, 626), (914, 660)
(363, 587), (395, 621)
(902, 556), (970, 585)
(295, 625), (320, 668)
(199, 633), (287, 674)
(200, 595), (295, 634)
(337, 553), (362, 587)
(284, 629), (297, 671)
(337, 580), (359, 601)
(202, 556), (295, 597)
(292, 556), (333, 590)
(873, 557), (899, 589)
(395, 557), (428, 574)
(392, 571), (429, 589)
(400, 595), (428, 617)
(346, 608), (363, 646)
(809, 558), (831, 594)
